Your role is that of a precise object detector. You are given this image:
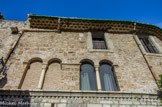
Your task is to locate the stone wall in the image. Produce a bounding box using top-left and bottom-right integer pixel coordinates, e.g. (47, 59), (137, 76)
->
(0, 19), (162, 107)
(0, 20), (27, 58)
(2, 31), (159, 93)
(145, 36), (162, 80)
(0, 89), (161, 107)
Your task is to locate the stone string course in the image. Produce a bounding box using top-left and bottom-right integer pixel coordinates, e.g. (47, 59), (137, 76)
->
(0, 89), (161, 107)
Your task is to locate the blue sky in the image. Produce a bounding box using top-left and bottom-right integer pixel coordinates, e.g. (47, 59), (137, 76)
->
(0, 0), (162, 28)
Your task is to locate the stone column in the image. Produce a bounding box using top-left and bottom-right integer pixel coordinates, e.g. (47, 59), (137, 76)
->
(18, 62), (29, 89)
(38, 63), (48, 89)
(95, 65), (102, 91)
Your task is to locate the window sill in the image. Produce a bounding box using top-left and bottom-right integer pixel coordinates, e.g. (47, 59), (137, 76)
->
(144, 53), (162, 57)
(89, 49), (113, 53)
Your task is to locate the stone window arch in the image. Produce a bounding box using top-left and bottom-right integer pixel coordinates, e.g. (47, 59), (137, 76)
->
(99, 60), (118, 91)
(21, 58), (43, 89)
(80, 59), (97, 90)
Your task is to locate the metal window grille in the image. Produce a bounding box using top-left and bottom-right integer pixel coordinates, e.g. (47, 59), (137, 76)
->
(92, 39), (107, 49)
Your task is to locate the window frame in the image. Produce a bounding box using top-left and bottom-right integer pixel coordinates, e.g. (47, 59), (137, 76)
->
(99, 62), (119, 91)
(92, 32), (107, 49)
(80, 62), (97, 91)
(134, 35), (162, 57)
(87, 32), (114, 53)
(138, 36), (159, 53)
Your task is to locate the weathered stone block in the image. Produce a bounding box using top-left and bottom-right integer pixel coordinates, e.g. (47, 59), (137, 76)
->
(87, 104), (102, 107)
(119, 101), (132, 105)
(57, 104), (66, 107)
(103, 105), (111, 107)
(100, 100), (113, 104)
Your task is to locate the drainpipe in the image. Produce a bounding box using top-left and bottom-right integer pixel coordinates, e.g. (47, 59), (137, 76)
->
(3, 27), (60, 67)
(0, 30), (24, 79)
(4, 30), (24, 65)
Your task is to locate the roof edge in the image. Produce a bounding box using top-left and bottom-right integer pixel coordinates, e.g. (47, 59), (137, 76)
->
(28, 14), (162, 31)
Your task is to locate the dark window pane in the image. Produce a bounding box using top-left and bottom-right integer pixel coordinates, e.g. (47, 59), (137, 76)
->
(80, 63), (97, 90)
(99, 63), (117, 91)
(139, 37), (159, 53)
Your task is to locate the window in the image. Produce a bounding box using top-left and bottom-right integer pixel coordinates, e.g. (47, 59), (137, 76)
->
(92, 32), (107, 49)
(138, 36), (159, 53)
(99, 62), (118, 91)
(80, 62), (97, 90)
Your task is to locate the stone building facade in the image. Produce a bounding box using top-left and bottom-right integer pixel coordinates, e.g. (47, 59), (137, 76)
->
(0, 14), (162, 107)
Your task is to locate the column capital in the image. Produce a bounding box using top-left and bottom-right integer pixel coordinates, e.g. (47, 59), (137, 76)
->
(42, 63), (48, 69)
(94, 65), (99, 68)
(42, 62), (48, 65)
(94, 65), (99, 71)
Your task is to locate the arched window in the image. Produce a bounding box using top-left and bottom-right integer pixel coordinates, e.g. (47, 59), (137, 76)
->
(99, 62), (118, 91)
(80, 62), (97, 90)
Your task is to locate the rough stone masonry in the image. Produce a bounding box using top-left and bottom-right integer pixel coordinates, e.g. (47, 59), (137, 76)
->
(0, 14), (161, 107)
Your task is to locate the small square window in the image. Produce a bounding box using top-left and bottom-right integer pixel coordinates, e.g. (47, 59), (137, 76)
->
(138, 36), (159, 53)
(92, 32), (107, 49)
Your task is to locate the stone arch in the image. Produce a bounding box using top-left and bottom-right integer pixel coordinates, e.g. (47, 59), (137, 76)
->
(28, 57), (43, 64)
(48, 58), (62, 65)
(99, 59), (113, 65)
(80, 59), (94, 65)
(20, 57), (43, 89)
(45, 56), (64, 64)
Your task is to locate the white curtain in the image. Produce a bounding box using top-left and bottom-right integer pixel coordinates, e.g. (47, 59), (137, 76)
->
(80, 63), (97, 90)
(103, 72), (117, 91)
(81, 73), (90, 90)
(100, 64), (117, 91)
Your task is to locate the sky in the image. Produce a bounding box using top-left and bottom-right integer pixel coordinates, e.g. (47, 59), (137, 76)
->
(0, 0), (162, 28)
